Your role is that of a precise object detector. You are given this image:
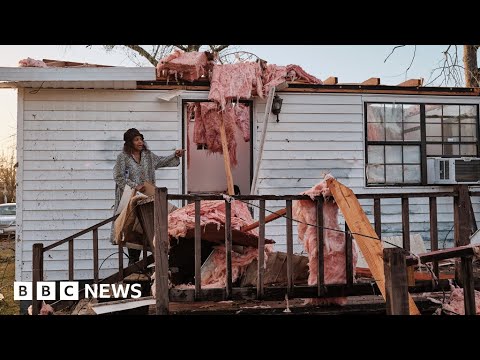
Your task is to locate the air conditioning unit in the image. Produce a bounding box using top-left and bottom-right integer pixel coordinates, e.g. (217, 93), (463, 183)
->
(427, 157), (480, 184)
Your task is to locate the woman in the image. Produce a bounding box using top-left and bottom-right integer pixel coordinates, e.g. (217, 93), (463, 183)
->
(112, 128), (184, 264)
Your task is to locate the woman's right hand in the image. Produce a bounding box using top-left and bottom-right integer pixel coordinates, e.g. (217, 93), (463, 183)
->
(135, 184), (146, 192)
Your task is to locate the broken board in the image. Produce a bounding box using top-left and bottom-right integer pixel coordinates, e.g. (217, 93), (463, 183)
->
(326, 178), (420, 315)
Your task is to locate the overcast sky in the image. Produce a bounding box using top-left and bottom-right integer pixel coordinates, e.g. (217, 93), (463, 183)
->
(0, 45), (462, 151)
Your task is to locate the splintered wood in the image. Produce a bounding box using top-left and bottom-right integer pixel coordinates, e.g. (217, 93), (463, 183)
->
(326, 178), (420, 315)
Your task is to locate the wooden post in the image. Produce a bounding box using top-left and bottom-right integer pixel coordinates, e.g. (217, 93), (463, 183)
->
(68, 240), (74, 281)
(429, 197), (439, 278)
(286, 200), (294, 297)
(384, 248), (409, 315)
(455, 185), (471, 286)
(93, 228), (99, 283)
(257, 199), (266, 299)
(316, 197), (324, 296)
(345, 223), (353, 287)
(374, 198), (381, 237)
(461, 256), (476, 315)
(225, 200), (233, 299)
(326, 178), (420, 315)
(194, 200), (202, 300)
(154, 187), (170, 315)
(31, 243), (44, 316)
(219, 119), (234, 195)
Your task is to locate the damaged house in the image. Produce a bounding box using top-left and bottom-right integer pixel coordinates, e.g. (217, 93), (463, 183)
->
(1, 54), (480, 295)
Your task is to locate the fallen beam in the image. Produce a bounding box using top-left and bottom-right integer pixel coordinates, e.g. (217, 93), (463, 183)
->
(240, 208), (287, 232)
(326, 178), (421, 315)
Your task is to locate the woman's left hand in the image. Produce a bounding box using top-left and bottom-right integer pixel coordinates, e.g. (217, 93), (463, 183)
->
(175, 149), (186, 158)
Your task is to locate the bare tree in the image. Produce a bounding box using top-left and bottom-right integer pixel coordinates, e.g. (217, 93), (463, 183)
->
(93, 45), (231, 67)
(0, 147), (16, 203)
(385, 45), (480, 87)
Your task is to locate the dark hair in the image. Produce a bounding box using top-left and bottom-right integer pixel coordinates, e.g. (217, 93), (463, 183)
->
(123, 128), (149, 153)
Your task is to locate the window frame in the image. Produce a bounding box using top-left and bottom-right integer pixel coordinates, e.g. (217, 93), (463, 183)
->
(364, 102), (480, 187)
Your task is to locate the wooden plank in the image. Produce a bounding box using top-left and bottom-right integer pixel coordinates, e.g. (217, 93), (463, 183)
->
(286, 200), (294, 296)
(101, 255), (154, 284)
(322, 76), (338, 85)
(219, 118), (234, 195)
(225, 201), (233, 299)
(374, 198), (381, 237)
(316, 197), (325, 295)
(257, 200), (266, 299)
(405, 245), (480, 266)
(429, 197), (439, 277)
(194, 200), (201, 299)
(397, 79), (423, 87)
(91, 296), (156, 315)
(241, 208), (286, 232)
(154, 187), (170, 315)
(93, 229), (99, 283)
(345, 223), (353, 286)
(251, 87), (276, 195)
(384, 248), (409, 315)
(361, 77), (381, 86)
(326, 178), (420, 315)
(31, 243), (43, 315)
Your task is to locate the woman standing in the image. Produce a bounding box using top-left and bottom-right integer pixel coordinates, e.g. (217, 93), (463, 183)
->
(112, 128), (184, 264)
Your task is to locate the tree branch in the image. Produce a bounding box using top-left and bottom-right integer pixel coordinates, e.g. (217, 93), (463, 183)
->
(384, 45), (406, 63)
(124, 45), (158, 66)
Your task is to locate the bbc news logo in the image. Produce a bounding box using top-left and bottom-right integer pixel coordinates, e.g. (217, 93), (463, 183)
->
(14, 282), (142, 300)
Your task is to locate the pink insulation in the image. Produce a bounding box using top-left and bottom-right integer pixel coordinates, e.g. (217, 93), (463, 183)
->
(168, 199), (258, 240)
(200, 246), (261, 288)
(156, 50), (212, 82)
(226, 103), (250, 142)
(18, 58), (47, 68)
(208, 62), (264, 110)
(293, 177), (358, 305)
(27, 301), (54, 315)
(194, 102), (238, 166)
(262, 64), (288, 95)
(442, 285), (480, 315)
(285, 64), (322, 84)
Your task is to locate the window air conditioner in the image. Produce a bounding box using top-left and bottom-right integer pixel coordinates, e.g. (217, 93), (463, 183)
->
(427, 157), (480, 184)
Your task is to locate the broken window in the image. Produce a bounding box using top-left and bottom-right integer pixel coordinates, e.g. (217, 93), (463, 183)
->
(366, 102), (479, 186)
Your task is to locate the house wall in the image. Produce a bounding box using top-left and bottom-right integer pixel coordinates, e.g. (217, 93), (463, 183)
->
(17, 89), (183, 281)
(16, 88), (480, 281)
(254, 92), (480, 254)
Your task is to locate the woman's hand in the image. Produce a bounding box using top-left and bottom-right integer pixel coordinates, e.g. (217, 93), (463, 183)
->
(135, 184), (146, 192)
(175, 149), (186, 158)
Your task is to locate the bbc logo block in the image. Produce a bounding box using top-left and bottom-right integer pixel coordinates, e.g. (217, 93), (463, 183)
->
(14, 282), (79, 301)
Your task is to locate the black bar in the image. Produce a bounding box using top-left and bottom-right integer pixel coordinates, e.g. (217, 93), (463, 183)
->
(429, 197), (439, 277)
(402, 197), (410, 252)
(257, 200), (266, 299)
(345, 223), (353, 287)
(194, 200), (201, 300)
(286, 200), (294, 297)
(374, 198), (381, 238)
(316, 197), (324, 296)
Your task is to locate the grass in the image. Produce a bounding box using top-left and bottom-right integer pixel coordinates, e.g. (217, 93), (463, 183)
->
(0, 236), (19, 315)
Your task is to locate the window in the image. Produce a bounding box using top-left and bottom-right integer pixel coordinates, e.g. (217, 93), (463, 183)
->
(365, 102), (479, 186)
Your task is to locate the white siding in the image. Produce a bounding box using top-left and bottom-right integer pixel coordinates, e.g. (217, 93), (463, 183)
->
(253, 92), (480, 254)
(19, 89), (183, 281)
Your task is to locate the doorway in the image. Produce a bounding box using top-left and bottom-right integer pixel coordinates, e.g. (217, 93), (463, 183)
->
(182, 100), (253, 196)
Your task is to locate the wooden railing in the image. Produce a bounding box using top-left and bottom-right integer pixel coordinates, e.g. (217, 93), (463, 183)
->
(31, 185), (478, 315)
(152, 185), (478, 315)
(31, 214), (119, 315)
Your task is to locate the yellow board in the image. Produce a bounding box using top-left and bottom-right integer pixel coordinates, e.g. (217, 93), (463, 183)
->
(326, 178), (420, 315)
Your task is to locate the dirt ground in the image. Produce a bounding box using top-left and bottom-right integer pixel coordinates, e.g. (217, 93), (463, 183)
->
(0, 236), (19, 315)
